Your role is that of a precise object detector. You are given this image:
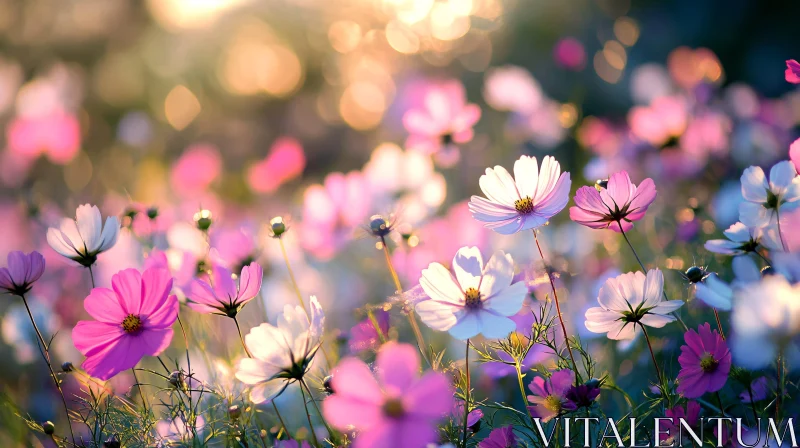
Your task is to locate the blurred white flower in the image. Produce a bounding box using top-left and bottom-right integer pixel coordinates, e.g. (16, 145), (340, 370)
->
(704, 221), (781, 255)
(739, 161), (800, 229)
(695, 256), (761, 311)
(731, 275), (800, 371)
(46, 204), (119, 267)
(235, 296), (324, 403)
(584, 269), (683, 340)
(416, 246), (527, 339)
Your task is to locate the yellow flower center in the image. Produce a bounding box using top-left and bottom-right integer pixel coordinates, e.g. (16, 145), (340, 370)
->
(700, 353), (718, 373)
(382, 398), (405, 418)
(514, 196), (535, 214)
(464, 287), (482, 309)
(122, 314), (143, 334)
(544, 395), (563, 413)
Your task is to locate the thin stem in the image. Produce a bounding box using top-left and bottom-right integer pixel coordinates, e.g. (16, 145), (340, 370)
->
(176, 315), (197, 439)
(131, 367), (149, 409)
(532, 230), (579, 379)
(19, 294), (75, 445)
(713, 309), (726, 340)
(279, 237), (308, 316)
(461, 340), (471, 448)
(776, 350), (785, 421)
(301, 379), (337, 443)
(716, 392), (726, 417)
(746, 382), (759, 423)
(367, 310), (387, 344)
(233, 316), (253, 358)
(88, 265), (96, 288)
(776, 208), (788, 252)
(380, 236), (429, 366)
(515, 362), (531, 417)
(640, 324), (662, 381)
(272, 401), (291, 440)
(298, 379), (321, 447)
(619, 226), (688, 332)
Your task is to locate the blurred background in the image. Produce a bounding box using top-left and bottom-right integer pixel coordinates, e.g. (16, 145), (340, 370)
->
(0, 0), (799, 445)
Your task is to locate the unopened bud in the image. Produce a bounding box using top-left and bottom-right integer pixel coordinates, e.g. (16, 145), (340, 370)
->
(168, 370), (185, 389)
(61, 361), (74, 372)
(595, 179), (608, 190)
(193, 209), (213, 231)
(42, 421), (55, 435)
(269, 216), (287, 238)
(323, 375), (334, 394)
(146, 207), (159, 220)
(228, 404), (241, 420)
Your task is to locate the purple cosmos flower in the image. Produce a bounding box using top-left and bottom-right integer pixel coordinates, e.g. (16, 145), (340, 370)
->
(569, 170), (656, 233)
(187, 262), (263, 318)
(565, 381), (601, 408)
(322, 342), (453, 448)
(661, 401), (700, 443)
(468, 155), (571, 235)
(0, 251), (45, 296)
(349, 309), (390, 353)
(677, 323), (731, 398)
(739, 376), (775, 403)
(527, 370), (577, 422)
(787, 60), (800, 84)
(479, 426), (518, 448)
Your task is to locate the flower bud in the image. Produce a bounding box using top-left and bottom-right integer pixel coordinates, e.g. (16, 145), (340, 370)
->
(323, 375), (334, 394)
(61, 361), (74, 372)
(684, 266), (709, 284)
(146, 207), (159, 220)
(193, 209), (213, 231)
(269, 216), (287, 238)
(761, 266), (777, 276)
(42, 421), (55, 435)
(368, 215), (391, 237)
(228, 404), (241, 420)
(104, 434), (121, 448)
(168, 370), (185, 389)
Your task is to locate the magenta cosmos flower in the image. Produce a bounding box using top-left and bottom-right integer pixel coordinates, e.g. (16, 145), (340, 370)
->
(187, 262), (262, 318)
(403, 80), (480, 166)
(676, 323), (731, 398)
(569, 170), (657, 233)
(322, 342), (453, 448)
(468, 155), (571, 235)
(479, 426), (517, 448)
(72, 267), (178, 380)
(661, 401), (700, 443)
(527, 369), (577, 422)
(0, 251), (45, 296)
(787, 60), (800, 84)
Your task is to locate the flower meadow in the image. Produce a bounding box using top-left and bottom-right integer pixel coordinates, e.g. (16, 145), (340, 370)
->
(3, 2), (800, 448)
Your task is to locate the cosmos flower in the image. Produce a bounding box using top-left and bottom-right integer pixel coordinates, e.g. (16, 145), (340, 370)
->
(479, 426), (518, 448)
(46, 204), (120, 267)
(468, 155), (571, 234)
(322, 342), (452, 448)
(565, 380), (601, 408)
(235, 296), (324, 403)
(415, 246), (527, 339)
(6, 111), (81, 165)
(704, 221), (781, 255)
(0, 251), (45, 296)
(246, 137), (305, 194)
(791, 138), (800, 173)
(526, 369), (577, 423)
(403, 80), (480, 166)
(739, 161), (800, 229)
(349, 309), (390, 354)
(786, 60), (800, 84)
(569, 171), (657, 233)
(187, 262), (263, 317)
(693, 274), (733, 311)
(660, 401), (701, 444)
(584, 269), (684, 340)
(676, 323), (731, 398)
(731, 275), (800, 371)
(72, 268), (178, 380)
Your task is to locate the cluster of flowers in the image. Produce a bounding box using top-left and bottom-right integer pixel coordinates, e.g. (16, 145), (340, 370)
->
(1, 60), (800, 448)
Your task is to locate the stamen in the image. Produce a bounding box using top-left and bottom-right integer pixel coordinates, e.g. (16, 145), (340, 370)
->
(464, 287), (482, 309)
(514, 196), (535, 214)
(122, 314), (143, 334)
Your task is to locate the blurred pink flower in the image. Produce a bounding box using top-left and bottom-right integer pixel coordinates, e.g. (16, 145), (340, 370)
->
(553, 38), (586, 71)
(322, 342), (452, 448)
(469, 155), (571, 235)
(187, 262), (262, 317)
(786, 60), (800, 84)
(144, 249), (201, 292)
(661, 401), (700, 443)
(526, 370), (576, 422)
(483, 66), (543, 114)
(300, 171), (372, 260)
(247, 137), (305, 194)
(628, 96), (688, 146)
(677, 323), (731, 398)
(72, 268), (178, 380)
(479, 426), (517, 448)
(569, 171), (657, 233)
(790, 138), (800, 173)
(6, 112), (80, 165)
(210, 226), (258, 271)
(403, 80), (480, 166)
(170, 144), (222, 197)
(0, 251), (45, 296)
(349, 309), (389, 354)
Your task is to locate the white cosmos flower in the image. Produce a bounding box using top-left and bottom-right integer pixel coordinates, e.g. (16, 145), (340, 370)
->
(46, 204), (120, 267)
(731, 276), (800, 371)
(235, 296), (324, 403)
(704, 222), (781, 255)
(584, 269), (683, 340)
(694, 256), (761, 311)
(415, 246), (527, 339)
(468, 155), (571, 235)
(739, 161), (800, 229)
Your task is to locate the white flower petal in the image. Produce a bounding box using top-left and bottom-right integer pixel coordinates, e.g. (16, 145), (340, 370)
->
(420, 262), (464, 305)
(482, 281), (527, 317)
(740, 166), (768, 203)
(768, 160), (798, 192)
(415, 299), (459, 331)
(452, 246), (483, 291)
(513, 155), (539, 199)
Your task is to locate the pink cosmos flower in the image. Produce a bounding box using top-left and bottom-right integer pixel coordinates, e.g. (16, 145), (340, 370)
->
(403, 80), (481, 166)
(628, 96), (688, 146)
(469, 155), (571, 235)
(0, 251), (45, 296)
(300, 171), (372, 260)
(676, 323), (731, 398)
(247, 137), (306, 194)
(187, 263), (262, 317)
(786, 60), (800, 84)
(526, 369), (576, 422)
(791, 138), (800, 173)
(322, 342), (453, 448)
(569, 170), (657, 233)
(72, 268), (178, 380)
(479, 426), (517, 448)
(349, 309), (390, 354)
(661, 401), (700, 443)
(170, 144), (222, 197)
(483, 66), (543, 114)
(6, 112), (81, 165)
